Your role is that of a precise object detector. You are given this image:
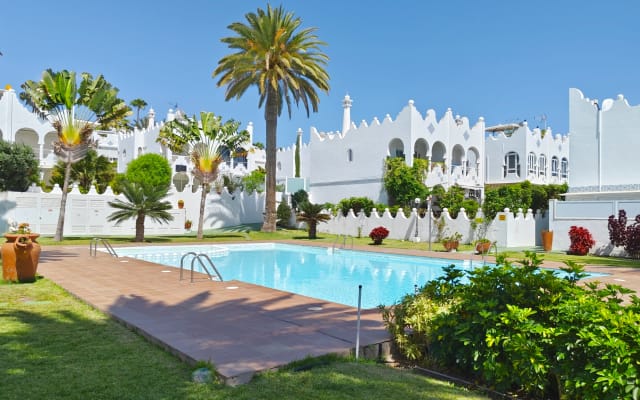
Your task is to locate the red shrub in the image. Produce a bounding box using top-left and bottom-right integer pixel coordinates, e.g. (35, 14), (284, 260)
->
(568, 226), (595, 255)
(369, 226), (390, 244)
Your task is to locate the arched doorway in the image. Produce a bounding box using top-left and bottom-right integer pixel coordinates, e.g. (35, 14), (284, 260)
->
(388, 138), (405, 159)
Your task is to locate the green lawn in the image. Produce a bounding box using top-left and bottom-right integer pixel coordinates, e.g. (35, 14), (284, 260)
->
(37, 225), (640, 269)
(0, 279), (489, 400)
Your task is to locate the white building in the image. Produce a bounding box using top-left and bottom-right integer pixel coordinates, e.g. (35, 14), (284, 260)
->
(0, 86), (265, 191)
(485, 122), (569, 186)
(549, 88), (640, 253)
(276, 95), (568, 205)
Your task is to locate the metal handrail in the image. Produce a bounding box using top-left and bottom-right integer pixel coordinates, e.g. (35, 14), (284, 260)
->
(332, 235), (354, 251)
(179, 252), (223, 283)
(89, 238), (118, 257)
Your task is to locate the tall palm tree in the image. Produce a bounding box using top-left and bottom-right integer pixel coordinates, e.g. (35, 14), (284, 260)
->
(296, 202), (331, 239)
(213, 5), (330, 233)
(107, 180), (173, 242)
(158, 111), (249, 239)
(20, 69), (130, 241)
(130, 98), (148, 129)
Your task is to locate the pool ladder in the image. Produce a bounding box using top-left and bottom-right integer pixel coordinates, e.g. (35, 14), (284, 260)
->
(481, 241), (499, 265)
(89, 238), (118, 257)
(179, 252), (224, 283)
(332, 235), (354, 251)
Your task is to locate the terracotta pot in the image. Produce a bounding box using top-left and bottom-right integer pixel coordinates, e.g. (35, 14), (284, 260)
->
(178, 201), (184, 209)
(443, 240), (459, 252)
(2, 234), (41, 283)
(475, 241), (492, 254)
(541, 230), (553, 252)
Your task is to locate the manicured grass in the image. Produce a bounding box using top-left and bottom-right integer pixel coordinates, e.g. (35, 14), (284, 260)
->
(0, 279), (488, 400)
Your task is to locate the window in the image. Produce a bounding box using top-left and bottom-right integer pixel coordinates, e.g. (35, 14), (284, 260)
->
(538, 155), (547, 177)
(504, 152), (520, 177)
(277, 161), (282, 171)
(561, 157), (568, 179)
(347, 148), (353, 162)
(527, 152), (537, 175)
(551, 157), (559, 177)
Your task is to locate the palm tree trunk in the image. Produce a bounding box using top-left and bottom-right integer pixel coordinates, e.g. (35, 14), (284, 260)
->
(54, 152), (73, 241)
(135, 212), (145, 242)
(309, 221), (317, 239)
(262, 88), (278, 232)
(197, 181), (208, 240)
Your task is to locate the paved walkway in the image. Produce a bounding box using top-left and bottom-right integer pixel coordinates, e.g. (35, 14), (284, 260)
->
(37, 242), (640, 385)
(37, 244), (391, 385)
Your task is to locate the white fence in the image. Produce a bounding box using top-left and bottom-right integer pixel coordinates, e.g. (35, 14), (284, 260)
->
(318, 207), (544, 249)
(548, 199), (640, 255)
(0, 184), (266, 237)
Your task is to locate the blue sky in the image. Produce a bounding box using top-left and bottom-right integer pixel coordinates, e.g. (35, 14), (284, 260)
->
(2, 1), (640, 147)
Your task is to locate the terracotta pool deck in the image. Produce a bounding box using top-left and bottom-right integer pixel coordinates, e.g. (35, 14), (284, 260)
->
(37, 241), (640, 385)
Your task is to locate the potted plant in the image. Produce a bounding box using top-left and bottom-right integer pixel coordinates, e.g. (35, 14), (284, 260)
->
(177, 199), (185, 209)
(369, 226), (390, 245)
(441, 232), (462, 252)
(2, 222), (41, 283)
(184, 219), (192, 230)
(475, 238), (492, 254)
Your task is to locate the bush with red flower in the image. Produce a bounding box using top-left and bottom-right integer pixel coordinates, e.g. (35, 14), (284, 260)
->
(568, 225), (595, 255)
(369, 226), (390, 245)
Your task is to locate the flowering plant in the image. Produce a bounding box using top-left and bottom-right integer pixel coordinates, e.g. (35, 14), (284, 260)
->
(9, 221), (32, 234)
(568, 225), (595, 255)
(369, 226), (389, 244)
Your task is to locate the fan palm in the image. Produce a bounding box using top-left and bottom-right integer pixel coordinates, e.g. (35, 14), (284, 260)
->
(213, 5), (330, 233)
(20, 69), (131, 241)
(107, 180), (173, 242)
(296, 202), (331, 239)
(158, 111), (249, 239)
(130, 98), (148, 129)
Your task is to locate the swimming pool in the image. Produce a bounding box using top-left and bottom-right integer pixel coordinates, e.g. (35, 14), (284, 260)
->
(113, 243), (491, 309)
(113, 243), (604, 309)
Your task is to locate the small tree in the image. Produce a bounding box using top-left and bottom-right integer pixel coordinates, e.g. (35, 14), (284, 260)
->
(125, 153), (172, 189)
(276, 201), (292, 227)
(296, 202), (330, 239)
(242, 167), (266, 193)
(48, 149), (115, 193)
(608, 210), (628, 247)
(568, 226), (595, 255)
(107, 181), (173, 242)
(291, 189), (309, 211)
(0, 140), (40, 191)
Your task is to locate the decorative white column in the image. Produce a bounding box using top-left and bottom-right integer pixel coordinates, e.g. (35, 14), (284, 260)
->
(342, 94), (352, 135)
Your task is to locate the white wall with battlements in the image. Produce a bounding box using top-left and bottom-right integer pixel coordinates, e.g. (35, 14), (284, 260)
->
(318, 206), (539, 249)
(0, 184), (265, 237)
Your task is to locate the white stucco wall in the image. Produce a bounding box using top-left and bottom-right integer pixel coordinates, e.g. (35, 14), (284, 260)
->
(485, 123), (569, 186)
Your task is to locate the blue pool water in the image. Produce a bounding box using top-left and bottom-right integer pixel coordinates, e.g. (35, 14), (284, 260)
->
(113, 243), (600, 309)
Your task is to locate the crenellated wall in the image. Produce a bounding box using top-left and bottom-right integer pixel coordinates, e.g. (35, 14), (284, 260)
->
(318, 206), (540, 249)
(0, 184), (265, 237)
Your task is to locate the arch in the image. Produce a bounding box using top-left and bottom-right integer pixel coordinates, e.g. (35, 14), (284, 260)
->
(233, 147), (248, 169)
(431, 141), (446, 163)
(538, 154), (547, 177)
(466, 147), (480, 176)
(388, 138), (405, 159)
(347, 148), (353, 162)
(172, 172), (189, 192)
(15, 128), (39, 156)
(43, 131), (57, 157)
(504, 151), (520, 177)
(137, 146), (143, 156)
(527, 152), (537, 175)
(451, 144), (465, 173)
(413, 138), (428, 159)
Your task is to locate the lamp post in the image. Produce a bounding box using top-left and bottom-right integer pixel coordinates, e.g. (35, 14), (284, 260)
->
(427, 195), (433, 251)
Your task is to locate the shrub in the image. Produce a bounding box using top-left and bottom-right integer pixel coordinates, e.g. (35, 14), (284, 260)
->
(338, 196), (376, 217)
(608, 209), (628, 247)
(276, 201), (292, 227)
(380, 253), (640, 399)
(369, 226), (389, 244)
(568, 225), (595, 255)
(624, 215), (640, 259)
(125, 153), (172, 188)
